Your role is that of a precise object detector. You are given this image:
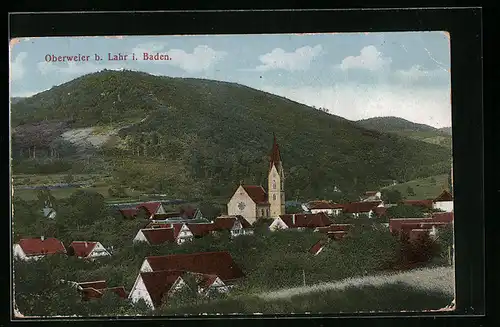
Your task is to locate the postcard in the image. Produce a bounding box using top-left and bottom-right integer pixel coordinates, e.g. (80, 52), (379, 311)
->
(10, 32), (455, 318)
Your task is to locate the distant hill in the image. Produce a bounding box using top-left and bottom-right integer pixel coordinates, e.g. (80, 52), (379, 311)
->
(10, 70), (452, 202)
(356, 117), (452, 149)
(10, 97), (26, 104)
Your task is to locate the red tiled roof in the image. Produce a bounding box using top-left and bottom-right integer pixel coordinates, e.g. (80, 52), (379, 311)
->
(146, 251), (244, 281)
(186, 223), (216, 237)
(242, 185), (269, 205)
(145, 222), (172, 229)
(342, 201), (381, 213)
(399, 221), (450, 231)
(434, 190), (453, 202)
(139, 270), (186, 308)
(154, 212), (182, 220)
(141, 228), (176, 245)
(17, 237), (66, 256)
(309, 240), (327, 255)
(78, 280), (107, 290)
(389, 218), (433, 233)
(279, 212), (332, 228)
(402, 199), (434, 209)
(81, 286), (128, 301)
(269, 133), (282, 169)
(432, 212), (454, 223)
(316, 224), (353, 233)
(119, 208), (138, 218)
(136, 202), (162, 216)
(69, 241), (98, 258)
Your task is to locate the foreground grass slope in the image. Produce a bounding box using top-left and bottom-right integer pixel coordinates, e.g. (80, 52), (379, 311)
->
(11, 70), (452, 202)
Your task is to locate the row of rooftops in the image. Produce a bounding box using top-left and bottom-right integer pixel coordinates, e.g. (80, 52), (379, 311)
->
(14, 239), (106, 258)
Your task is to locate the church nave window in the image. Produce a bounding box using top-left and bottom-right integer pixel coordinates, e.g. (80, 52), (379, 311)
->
(272, 179), (276, 190)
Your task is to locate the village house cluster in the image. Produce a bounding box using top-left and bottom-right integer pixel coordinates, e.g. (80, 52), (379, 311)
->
(13, 134), (454, 310)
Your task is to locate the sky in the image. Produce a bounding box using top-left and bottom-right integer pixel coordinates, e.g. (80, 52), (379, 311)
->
(9, 32), (451, 128)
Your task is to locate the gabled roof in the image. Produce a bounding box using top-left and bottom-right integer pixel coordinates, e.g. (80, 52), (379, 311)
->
(402, 199), (434, 208)
(434, 190), (453, 202)
(69, 241), (98, 258)
(432, 212), (454, 223)
(186, 223), (216, 237)
(81, 286), (128, 301)
(342, 201), (381, 213)
(136, 202), (162, 215)
(119, 208), (138, 218)
(389, 218), (434, 232)
(77, 280), (107, 290)
(241, 185), (269, 205)
(213, 215), (252, 230)
(279, 212), (331, 228)
(269, 133), (282, 169)
(145, 251), (244, 281)
(145, 222), (172, 229)
(139, 270), (185, 308)
(141, 228), (176, 245)
(17, 237), (66, 256)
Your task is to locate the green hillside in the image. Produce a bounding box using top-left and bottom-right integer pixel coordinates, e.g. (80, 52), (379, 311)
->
(11, 70), (452, 202)
(382, 174), (450, 200)
(356, 117), (452, 149)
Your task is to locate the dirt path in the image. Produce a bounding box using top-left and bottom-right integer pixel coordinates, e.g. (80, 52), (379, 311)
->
(257, 266), (454, 300)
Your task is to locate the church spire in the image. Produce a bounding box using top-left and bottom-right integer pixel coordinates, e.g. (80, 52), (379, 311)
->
(270, 132), (281, 170)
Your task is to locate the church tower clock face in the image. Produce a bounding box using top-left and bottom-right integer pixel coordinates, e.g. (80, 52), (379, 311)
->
(238, 202), (246, 211)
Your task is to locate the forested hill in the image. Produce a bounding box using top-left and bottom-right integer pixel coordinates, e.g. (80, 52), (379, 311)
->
(11, 70), (452, 201)
(356, 117), (452, 149)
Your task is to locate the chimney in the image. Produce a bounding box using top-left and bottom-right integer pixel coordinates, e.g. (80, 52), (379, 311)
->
(41, 236), (45, 241)
(292, 214), (296, 226)
(84, 242), (88, 248)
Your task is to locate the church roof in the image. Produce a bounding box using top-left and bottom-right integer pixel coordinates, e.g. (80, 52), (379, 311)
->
(269, 133), (282, 169)
(242, 185), (270, 205)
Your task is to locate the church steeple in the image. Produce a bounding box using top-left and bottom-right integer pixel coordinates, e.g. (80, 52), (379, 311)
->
(268, 133), (285, 218)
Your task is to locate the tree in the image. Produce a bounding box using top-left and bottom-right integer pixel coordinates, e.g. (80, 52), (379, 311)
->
(381, 189), (403, 204)
(406, 186), (416, 196)
(386, 204), (425, 218)
(285, 204), (303, 214)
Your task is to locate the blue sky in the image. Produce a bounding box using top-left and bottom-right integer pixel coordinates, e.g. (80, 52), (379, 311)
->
(10, 32), (451, 127)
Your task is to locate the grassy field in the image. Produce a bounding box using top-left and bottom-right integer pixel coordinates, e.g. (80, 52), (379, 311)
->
(382, 174), (449, 200)
(158, 282), (453, 315)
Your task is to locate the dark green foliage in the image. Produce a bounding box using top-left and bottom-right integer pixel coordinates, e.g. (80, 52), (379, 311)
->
(406, 186), (416, 196)
(158, 282), (452, 315)
(381, 189), (403, 204)
(11, 70), (451, 201)
(386, 204), (426, 218)
(285, 204), (303, 214)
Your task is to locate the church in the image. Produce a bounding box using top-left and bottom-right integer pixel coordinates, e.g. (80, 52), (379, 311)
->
(227, 134), (286, 225)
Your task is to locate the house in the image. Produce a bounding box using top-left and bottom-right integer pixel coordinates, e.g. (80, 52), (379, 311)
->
(133, 223), (193, 245)
(308, 201), (344, 216)
(128, 270), (229, 309)
(139, 251), (245, 282)
(433, 190), (454, 212)
(13, 237), (66, 261)
(269, 212), (331, 231)
(342, 201), (382, 218)
(401, 199), (434, 210)
(361, 191), (382, 202)
(432, 212), (454, 223)
(185, 223), (216, 238)
(118, 208), (138, 219)
(68, 241), (111, 259)
(212, 215), (254, 237)
(227, 134), (286, 224)
(72, 280), (127, 301)
(389, 217), (452, 240)
(136, 201), (168, 219)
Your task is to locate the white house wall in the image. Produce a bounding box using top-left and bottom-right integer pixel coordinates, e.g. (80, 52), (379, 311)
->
(433, 201), (454, 212)
(13, 244), (27, 260)
(140, 259), (153, 272)
(89, 242), (111, 258)
(310, 209), (334, 215)
(128, 275), (154, 309)
(133, 230), (149, 244)
(269, 218), (288, 231)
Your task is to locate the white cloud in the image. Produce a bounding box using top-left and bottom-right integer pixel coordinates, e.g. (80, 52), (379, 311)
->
(394, 65), (448, 83)
(258, 83), (451, 128)
(339, 45), (392, 72)
(132, 42), (168, 59)
(253, 45), (324, 72)
(11, 52), (27, 81)
(164, 45), (227, 73)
